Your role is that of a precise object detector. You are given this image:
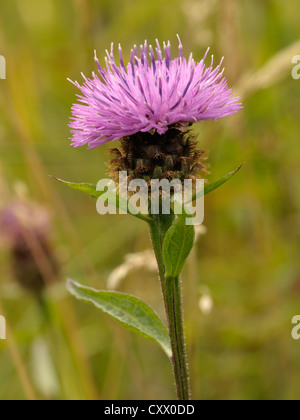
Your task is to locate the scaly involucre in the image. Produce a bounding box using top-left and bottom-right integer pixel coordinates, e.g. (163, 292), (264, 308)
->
(69, 36), (242, 149)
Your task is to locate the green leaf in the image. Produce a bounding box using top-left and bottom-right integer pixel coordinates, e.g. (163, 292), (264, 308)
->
(192, 163), (244, 201)
(67, 280), (172, 358)
(162, 216), (195, 278)
(53, 179), (100, 198)
(53, 177), (151, 223)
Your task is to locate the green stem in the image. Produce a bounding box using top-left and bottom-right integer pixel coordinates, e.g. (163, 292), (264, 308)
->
(148, 216), (191, 400)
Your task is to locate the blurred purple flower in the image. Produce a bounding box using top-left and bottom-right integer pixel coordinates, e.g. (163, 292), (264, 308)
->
(69, 36), (242, 149)
(0, 201), (58, 294)
(0, 201), (50, 247)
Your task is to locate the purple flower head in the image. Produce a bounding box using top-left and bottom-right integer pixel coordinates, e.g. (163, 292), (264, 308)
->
(69, 36), (242, 149)
(0, 201), (50, 247)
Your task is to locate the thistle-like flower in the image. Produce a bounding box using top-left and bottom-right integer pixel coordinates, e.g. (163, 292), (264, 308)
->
(65, 37), (243, 401)
(70, 36), (241, 148)
(69, 36), (242, 184)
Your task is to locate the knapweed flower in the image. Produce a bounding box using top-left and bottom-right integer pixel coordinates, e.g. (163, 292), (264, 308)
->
(69, 36), (242, 185)
(70, 36), (242, 149)
(0, 201), (58, 295)
(66, 39), (243, 401)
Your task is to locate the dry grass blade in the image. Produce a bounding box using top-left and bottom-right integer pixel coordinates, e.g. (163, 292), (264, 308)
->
(235, 39), (300, 98)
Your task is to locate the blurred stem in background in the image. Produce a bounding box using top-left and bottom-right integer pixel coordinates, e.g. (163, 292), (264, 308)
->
(0, 301), (36, 400)
(0, 191), (99, 399)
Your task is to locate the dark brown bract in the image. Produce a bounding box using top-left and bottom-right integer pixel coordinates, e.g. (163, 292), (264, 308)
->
(108, 129), (209, 192)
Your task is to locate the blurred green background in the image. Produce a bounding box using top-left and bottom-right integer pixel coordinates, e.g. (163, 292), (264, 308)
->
(1, 0), (300, 400)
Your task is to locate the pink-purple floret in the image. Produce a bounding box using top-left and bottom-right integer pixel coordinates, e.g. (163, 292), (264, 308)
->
(69, 36), (242, 149)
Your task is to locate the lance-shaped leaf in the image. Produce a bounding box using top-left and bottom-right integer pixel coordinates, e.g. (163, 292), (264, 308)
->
(193, 163), (244, 201)
(53, 178), (151, 223)
(67, 280), (172, 358)
(162, 216), (195, 278)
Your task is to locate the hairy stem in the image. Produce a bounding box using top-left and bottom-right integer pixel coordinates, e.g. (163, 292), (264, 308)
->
(149, 216), (191, 400)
